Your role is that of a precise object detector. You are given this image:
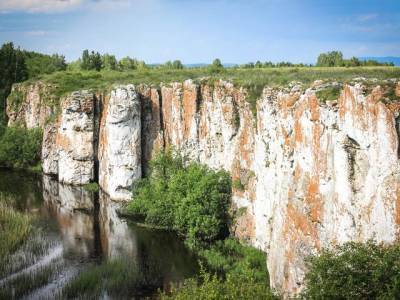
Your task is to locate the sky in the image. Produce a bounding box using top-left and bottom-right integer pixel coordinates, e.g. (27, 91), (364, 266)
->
(0, 0), (399, 64)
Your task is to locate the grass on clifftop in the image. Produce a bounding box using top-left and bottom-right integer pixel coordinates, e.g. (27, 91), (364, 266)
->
(22, 66), (400, 97)
(14, 66), (398, 119)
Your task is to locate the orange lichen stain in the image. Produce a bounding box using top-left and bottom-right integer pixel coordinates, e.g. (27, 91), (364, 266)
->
(294, 119), (303, 144)
(182, 85), (197, 141)
(233, 209), (255, 242)
(309, 94), (320, 121)
(161, 87), (174, 147)
(338, 85), (354, 119)
(285, 203), (320, 249)
(305, 176), (322, 223)
(396, 82), (400, 97)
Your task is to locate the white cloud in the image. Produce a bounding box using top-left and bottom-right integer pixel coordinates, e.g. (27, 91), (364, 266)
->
(357, 14), (378, 22)
(0, 0), (84, 13)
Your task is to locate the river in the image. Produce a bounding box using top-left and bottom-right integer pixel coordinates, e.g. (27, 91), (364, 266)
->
(0, 169), (199, 299)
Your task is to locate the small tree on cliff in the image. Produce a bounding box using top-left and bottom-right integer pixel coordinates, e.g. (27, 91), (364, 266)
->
(209, 58), (224, 73)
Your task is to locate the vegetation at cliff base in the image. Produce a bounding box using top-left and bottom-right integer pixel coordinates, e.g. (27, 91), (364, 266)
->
(125, 149), (231, 248)
(302, 241), (400, 299)
(0, 126), (42, 169)
(161, 239), (276, 300)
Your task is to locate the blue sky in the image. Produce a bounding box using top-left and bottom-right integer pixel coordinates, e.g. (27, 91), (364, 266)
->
(0, 0), (399, 64)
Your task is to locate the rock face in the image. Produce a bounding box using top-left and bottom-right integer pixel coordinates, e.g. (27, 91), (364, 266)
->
(99, 85), (141, 201)
(56, 91), (95, 185)
(7, 82), (53, 128)
(7, 78), (400, 296)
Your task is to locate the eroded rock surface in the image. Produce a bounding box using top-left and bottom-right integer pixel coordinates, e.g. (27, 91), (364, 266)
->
(7, 78), (400, 296)
(7, 82), (53, 128)
(98, 85), (141, 201)
(57, 91), (95, 185)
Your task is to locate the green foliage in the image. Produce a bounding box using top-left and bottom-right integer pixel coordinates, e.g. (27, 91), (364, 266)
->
(101, 53), (118, 70)
(317, 51), (344, 67)
(119, 56), (147, 71)
(83, 182), (100, 192)
(160, 60), (185, 70)
(302, 241), (400, 299)
(316, 85), (341, 102)
(232, 178), (245, 191)
(198, 239), (268, 282)
(0, 42), (28, 125)
(0, 126), (42, 169)
(23, 51), (66, 78)
(162, 271), (276, 300)
(80, 50), (102, 71)
(125, 150), (231, 248)
(162, 239), (276, 300)
(62, 259), (161, 299)
(317, 51), (394, 67)
(0, 202), (31, 258)
(7, 89), (25, 110)
(208, 58), (225, 74)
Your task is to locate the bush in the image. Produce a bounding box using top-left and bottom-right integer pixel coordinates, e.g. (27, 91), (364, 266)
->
(302, 241), (400, 299)
(162, 239), (276, 300)
(125, 150), (231, 248)
(162, 270), (276, 300)
(0, 126), (42, 168)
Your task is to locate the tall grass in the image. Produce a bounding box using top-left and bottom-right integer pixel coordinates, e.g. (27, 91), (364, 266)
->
(0, 202), (31, 258)
(61, 258), (162, 299)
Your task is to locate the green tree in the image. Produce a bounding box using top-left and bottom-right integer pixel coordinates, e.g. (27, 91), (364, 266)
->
(0, 42), (28, 125)
(90, 51), (102, 71)
(212, 58), (223, 68)
(126, 150), (231, 248)
(81, 49), (90, 70)
(316, 51), (344, 67)
(101, 54), (118, 70)
(172, 60), (184, 69)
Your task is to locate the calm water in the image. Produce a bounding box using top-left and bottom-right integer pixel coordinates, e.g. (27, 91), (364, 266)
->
(0, 169), (198, 299)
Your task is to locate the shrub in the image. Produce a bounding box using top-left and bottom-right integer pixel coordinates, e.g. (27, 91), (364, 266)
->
(162, 239), (276, 300)
(0, 126), (42, 168)
(83, 182), (100, 192)
(302, 241), (400, 299)
(316, 86), (341, 103)
(125, 150), (231, 248)
(162, 270), (276, 300)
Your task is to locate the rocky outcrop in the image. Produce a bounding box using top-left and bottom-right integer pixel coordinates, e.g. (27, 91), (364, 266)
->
(98, 85), (141, 201)
(7, 82), (54, 128)
(7, 78), (400, 296)
(56, 91), (95, 185)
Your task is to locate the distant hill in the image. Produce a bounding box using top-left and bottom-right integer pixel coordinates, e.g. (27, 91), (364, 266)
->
(359, 57), (400, 66)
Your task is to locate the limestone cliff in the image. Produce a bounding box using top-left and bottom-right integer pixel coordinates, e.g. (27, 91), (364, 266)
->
(6, 78), (400, 296)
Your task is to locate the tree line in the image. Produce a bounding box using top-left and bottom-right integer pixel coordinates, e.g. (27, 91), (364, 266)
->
(316, 51), (394, 67)
(0, 42), (67, 125)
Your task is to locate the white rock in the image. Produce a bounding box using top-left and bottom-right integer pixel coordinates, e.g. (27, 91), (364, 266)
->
(98, 85), (141, 201)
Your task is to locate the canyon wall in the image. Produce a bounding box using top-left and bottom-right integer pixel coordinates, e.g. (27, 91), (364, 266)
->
(7, 78), (400, 296)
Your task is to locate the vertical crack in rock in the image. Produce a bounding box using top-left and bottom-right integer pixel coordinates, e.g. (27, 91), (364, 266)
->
(343, 135), (369, 196)
(93, 94), (102, 183)
(395, 115), (400, 159)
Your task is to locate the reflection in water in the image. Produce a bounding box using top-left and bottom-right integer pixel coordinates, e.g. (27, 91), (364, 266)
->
(0, 170), (198, 299)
